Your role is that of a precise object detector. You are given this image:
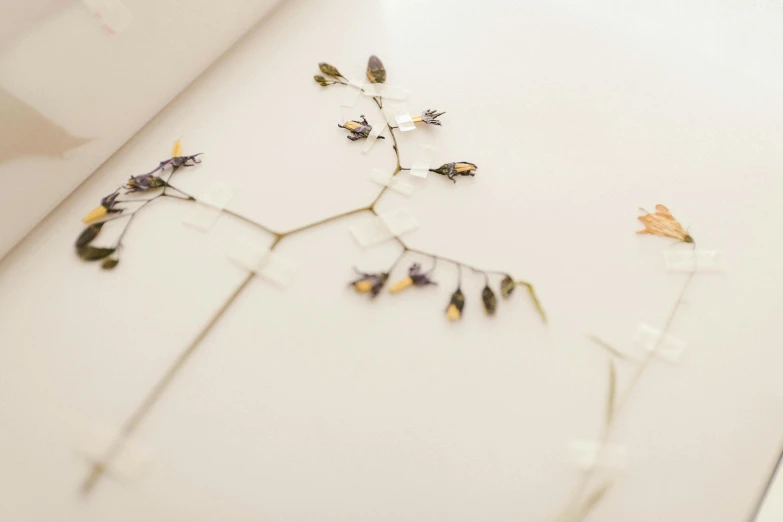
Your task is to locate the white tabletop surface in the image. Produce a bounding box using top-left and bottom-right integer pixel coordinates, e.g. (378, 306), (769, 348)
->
(1, 1), (783, 521)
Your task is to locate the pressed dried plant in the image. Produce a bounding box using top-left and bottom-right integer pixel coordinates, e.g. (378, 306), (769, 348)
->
(637, 204), (694, 243)
(77, 55), (546, 495)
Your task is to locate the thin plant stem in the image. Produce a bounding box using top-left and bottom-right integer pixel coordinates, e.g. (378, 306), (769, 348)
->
(79, 87), (541, 495)
(559, 269), (696, 521)
(80, 270), (258, 495)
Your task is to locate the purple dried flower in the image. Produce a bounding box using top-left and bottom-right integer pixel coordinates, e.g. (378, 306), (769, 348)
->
(338, 115), (386, 141)
(430, 162), (478, 183)
(415, 109), (445, 126)
(350, 269), (389, 298)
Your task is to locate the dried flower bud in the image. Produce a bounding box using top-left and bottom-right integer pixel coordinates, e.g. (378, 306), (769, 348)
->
(500, 275), (515, 298)
(338, 115), (386, 142)
(446, 288), (465, 321)
(171, 139), (183, 158)
(366, 55), (386, 84)
(350, 270), (389, 297)
(318, 62), (344, 78)
(482, 285), (497, 315)
(389, 263), (437, 293)
(102, 256), (120, 270)
(389, 277), (414, 293)
(430, 162), (478, 183)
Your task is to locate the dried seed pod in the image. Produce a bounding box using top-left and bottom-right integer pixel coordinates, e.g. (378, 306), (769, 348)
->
(482, 285), (497, 315)
(500, 275), (515, 298)
(446, 288), (465, 321)
(366, 55), (386, 84)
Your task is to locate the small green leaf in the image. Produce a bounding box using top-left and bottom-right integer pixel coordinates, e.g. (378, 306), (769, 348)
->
(75, 223), (104, 248)
(101, 256), (120, 270)
(500, 274), (515, 298)
(77, 245), (116, 261)
(318, 62), (343, 78)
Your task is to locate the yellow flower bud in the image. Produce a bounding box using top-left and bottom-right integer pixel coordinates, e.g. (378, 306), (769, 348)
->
(446, 303), (461, 321)
(389, 277), (414, 293)
(171, 139), (183, 158)
(82, 205), (108, 224)
(454, 163), (477, 173)
(343, 121), (361, 131)
(411, 115), (423, 123)
(354, 280), (374, 293)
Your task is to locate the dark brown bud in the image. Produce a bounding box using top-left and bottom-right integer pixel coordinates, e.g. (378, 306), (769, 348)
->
(366, 55), (386, 84)
(482, 285), (497, 315)
(500, 275), (515, 298)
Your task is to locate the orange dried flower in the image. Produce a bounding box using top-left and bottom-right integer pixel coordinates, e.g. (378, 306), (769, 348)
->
(637, 204), (693, 243)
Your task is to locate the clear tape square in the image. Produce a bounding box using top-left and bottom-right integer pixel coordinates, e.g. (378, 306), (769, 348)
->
(75, 426), (149, 481)
(183, 182), (234, 231)
(664, 250), (722, 273)
(569, 439), (628, 470)
(635, 323), (687, 362)
(228, 242), (296, 287)
(340, 79), (364, 107)
(370, 168), (414, 196)
(349, 209), (419, 246)
(362, 125), (385, 154)
(409, 145), (435, 178)
(382, 101), (409, 126)
(395, 114), (416, 132)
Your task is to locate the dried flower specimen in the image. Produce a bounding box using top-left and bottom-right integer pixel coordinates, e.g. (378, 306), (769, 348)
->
(350, 270), (388, 297)
(430, 162), (478, 183)
(446, 288), (465, 321)
(388, 263), (437, 293)
(412, 109), (445, 126)
(338, 115), (386, 141)
(637, 204), (694, 243)
(77, 53), (549, 496)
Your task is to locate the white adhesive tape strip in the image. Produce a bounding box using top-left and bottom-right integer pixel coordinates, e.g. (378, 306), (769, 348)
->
(382, 101), (409, 126)
(395, 114), (416, 132)
(361, 83), (379, 97)
(184, 182), (234, 231)
(362, 84), (410, 100)
(569, 439), (628, 470)
(379, 85), (410, 100)
(259, 252), (297, 287)
(380, 208), (419, 236)
(82, 0), (132, 35)
(663, 250), (721, 272)
(340, 78), (364, 107)
(350, 217), (394, 246)
(349, 208), (419, 246)
(229, 241), (296, 286)
(635, 323), (687, 362)
(361, 125), (385, 154)
(409, 145), (435, 178)
(370, 168), (414, 196)
(75, 425), (149, 480)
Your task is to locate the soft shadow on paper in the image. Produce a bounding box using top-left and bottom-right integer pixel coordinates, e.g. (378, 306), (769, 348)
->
(0, 88), (91, 165)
